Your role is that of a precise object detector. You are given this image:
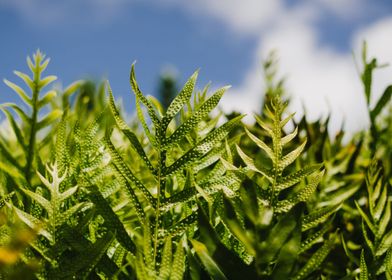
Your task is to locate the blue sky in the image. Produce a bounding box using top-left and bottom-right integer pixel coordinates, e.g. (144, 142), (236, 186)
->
(1, 0), (392, 133)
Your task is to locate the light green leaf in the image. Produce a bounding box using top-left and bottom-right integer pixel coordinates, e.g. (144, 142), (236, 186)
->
(163, 70), (199, 125)
(293, 235), (334, 280)
(130, 63), (160, 130)
(371, 85), (392, 121)
(108, 87), (155, 174)
(302, 204), (340, 231)
(169, 239), (186, 280)
(38, 75), (57, 89)
(279, 140), (307, 169)
(3, 79), (32, 106)
(38, 90), (57, 108)
(37, 109), (62, 130)
(276, 164), (323, 192)
(13, 70), (34, 89)
(13, 207), (53, 243)
(164, 115), (243, 176)
(245, 127), (275, 162)
(360, 250), (369, 280)
(158, 236), (172, 280)
(191, 239), (228, 280)
(164, 86), (227, 149)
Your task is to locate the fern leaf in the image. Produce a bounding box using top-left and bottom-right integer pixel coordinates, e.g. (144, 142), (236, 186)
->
(165, 213), (197, 238)
(261, 203), (303, 264)
(104, 136), (155, 207)
(279, 140), (307, 170)
(108, 86), (155, 174)
(13, 70), (34, 89)
(1, 107), (26, 149)
(362, 221), (375, 255)
(13, 207), (53, 243)
(385, 248), (392, 280)
(360, 250), (369, 280)
(254, 115), (273, 136)
(143, 220), (154, 272)
(376, 230), (392, 257)
(162, 70), (198, 127)
(57, 203), (87, 228)
(245, 127), (275, 162)
(88, 186), (137, 253)
(169, 239), (186, 280)
(3, 79), (32, 106)
(163, 86), (227, 149)
(221, 194), (255, 256)
(20, 187), (51, 213)
(2, 103), (31, 124)
(136, 96), (157, 146)
(130, 63), (160, 129)
(292, 234), (335, 280)
(0, 161), (25, 182)
(38, 75), (57, 90)
(163, 115), (243, 176)
(190, 239), (228, 280)
(158, 236), (172, 280)
(300, 223), (331, 253)
(235, 144), (274, 180)
(50, 232), (115, 279)
(355, 201), (377, 235)
(276, 170), (324, 213)
(379, 199), (391, 237)
(38, 90), (57, 108)
(36, 109), (62, 130)
(0, 139), (23, 171)
(276, 164), (323, 192)
(374, 185), (387, 222)
(302, 203), (340, 231)
(281, 126), (298, 146)
(55, 115), (70, 172)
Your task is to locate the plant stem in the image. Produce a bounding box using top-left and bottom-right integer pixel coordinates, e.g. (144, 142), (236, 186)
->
(153, 146), (166, 266)
(25, 59), (40, 187)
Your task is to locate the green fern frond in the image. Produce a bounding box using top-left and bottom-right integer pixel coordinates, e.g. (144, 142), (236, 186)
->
(292, 233), (336, 280)
(107, 64), (243, 272)
(14, 162), (89, 244)
(354, 160), (392, 278)
(2, 50), (62, 186)
(360, 250), (369, 280)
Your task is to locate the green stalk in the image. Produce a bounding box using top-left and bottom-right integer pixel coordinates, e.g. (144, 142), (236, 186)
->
(153, 136), (167, 266)
(270, 102), (282, 206)
(25, 57), (41, 186)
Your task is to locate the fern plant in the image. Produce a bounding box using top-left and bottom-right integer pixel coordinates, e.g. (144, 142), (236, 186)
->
(105, 64), (243, 278)
(193, 96), (340, 279)
(1, 50), (61, 187)
(0, 48), (391, 279)
(347, 160), (392, 279)
(356, 41), (392, 156)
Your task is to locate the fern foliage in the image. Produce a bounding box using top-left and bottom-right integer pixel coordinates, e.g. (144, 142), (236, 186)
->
(105, 63), (242, 277)
(0, 47), (391, 279)
(353, 160), (392, 279)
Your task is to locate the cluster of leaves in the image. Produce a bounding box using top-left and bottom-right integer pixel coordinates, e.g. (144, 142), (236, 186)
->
(0, 45), (391, 279)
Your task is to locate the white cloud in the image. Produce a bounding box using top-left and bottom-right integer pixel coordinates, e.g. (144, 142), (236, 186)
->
(221, 16), (367, 133)
(180, 0), (391, 134)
